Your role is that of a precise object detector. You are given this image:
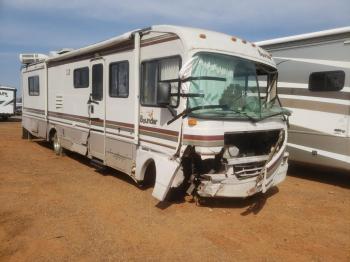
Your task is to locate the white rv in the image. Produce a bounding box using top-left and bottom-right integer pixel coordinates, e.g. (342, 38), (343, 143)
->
(257, 27), (350, 171)
(20, 25), (290, 201)
(0, 85), (16, 120)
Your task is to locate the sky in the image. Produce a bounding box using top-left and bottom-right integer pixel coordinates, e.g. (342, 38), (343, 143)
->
(0, 0), (349, 95)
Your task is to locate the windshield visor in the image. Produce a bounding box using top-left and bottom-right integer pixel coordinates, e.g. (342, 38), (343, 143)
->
(185, 52), (288, 120)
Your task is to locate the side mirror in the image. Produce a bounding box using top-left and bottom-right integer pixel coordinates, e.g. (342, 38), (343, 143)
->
(157, 82), (171, 106)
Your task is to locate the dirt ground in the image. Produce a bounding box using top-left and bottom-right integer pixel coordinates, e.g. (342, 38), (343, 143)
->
(0, 119), (349, 261)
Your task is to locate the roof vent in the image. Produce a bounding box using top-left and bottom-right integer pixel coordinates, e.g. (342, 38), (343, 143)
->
(56, 48), (74, 55)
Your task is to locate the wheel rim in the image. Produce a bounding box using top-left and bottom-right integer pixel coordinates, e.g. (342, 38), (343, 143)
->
(53, 134), (60, 153)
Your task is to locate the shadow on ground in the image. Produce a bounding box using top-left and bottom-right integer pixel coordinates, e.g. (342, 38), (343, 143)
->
(200, 187), (279, 215)
(288, 162), (350, 189)
(156, 187), (279, 214)
(35, 139), (280, 213)
(35, 140), (138, 188)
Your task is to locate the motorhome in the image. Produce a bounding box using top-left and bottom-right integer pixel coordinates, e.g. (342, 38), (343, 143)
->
(20, 25), (290, 202)
(0, 85), (16, 120)
(257, 27), (350, 171)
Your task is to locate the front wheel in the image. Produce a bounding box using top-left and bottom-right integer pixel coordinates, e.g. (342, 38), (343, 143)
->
(53, 132), (64, 156)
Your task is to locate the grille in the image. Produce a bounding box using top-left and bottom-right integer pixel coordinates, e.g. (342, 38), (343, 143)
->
(234, 162), (265, 179)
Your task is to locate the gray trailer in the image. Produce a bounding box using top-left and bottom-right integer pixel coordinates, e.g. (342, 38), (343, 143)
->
(0, 85), (16, 120)
(257, 27), (350, 171)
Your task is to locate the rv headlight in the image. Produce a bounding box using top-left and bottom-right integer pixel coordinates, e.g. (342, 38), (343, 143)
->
(227, 146), (239, 157)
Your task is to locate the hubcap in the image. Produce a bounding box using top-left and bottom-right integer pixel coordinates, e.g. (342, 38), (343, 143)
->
(53, 135), (60, 152)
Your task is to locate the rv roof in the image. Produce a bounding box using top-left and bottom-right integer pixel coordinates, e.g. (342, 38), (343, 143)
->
(256, 26), (350, 46)
(45, 25), (275, 67)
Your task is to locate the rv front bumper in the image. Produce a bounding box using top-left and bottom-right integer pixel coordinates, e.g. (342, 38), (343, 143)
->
(196, 152), (288, 198)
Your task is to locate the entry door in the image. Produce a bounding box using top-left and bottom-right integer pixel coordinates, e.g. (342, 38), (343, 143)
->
(88, 60), (106, 160)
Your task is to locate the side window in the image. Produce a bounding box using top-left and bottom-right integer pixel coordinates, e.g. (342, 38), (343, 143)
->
(74, 67), (89, 88)
(92, 64), (103, 101)
(309, 71), (345, 91)
(28, 75), (39, 96)
(141, 56), (181, 107)
(109, 61), (129, 98)
(141, 61), (158, 105)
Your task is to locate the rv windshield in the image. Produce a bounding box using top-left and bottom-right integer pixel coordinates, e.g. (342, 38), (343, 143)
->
(186, 52), (289, 121)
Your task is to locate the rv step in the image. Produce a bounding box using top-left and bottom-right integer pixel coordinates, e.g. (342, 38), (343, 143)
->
(90, 158), (105, 170)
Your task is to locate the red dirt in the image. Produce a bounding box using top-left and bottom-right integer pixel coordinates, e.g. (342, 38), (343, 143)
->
(1, 120), (349, 261)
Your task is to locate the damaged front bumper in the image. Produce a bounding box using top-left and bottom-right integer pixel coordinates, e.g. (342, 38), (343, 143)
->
(196, 152), (289, 198)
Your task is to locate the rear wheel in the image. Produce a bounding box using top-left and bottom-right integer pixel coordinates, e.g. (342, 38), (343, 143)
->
(22, 128), (33, 140)
(53, 132), (63, 156)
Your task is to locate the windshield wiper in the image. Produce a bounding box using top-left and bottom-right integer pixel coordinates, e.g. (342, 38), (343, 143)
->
(167, 105), (228, 125)
(182, 76), (226, 82)
(253, 109), (291, 123)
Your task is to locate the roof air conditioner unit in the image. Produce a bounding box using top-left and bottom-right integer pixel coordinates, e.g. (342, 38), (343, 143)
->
(19, 53), (48, 64)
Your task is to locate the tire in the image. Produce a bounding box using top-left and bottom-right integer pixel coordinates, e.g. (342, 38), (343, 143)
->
(52, 132), (63, 156)
(141, 162), (156, 189)
(22, 128), (33, 140)
(22, 128), (28, 139)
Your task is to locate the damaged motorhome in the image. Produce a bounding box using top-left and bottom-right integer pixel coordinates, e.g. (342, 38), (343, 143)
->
(20, 25), (290, 202)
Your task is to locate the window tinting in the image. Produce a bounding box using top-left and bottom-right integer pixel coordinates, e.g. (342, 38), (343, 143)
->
(92, 64), (103, 101)
(109, 61), (129, 97)
(309, 71), (345, 91)
(74, 67), (89, 88)
(141, 56), (181, 107)
(28, 75), (39, 96)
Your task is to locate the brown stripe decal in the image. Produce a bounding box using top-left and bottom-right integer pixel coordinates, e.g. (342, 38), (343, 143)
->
(49, 111), (89, 124)
(140, 125), (178, 136)
(183, 134), (224, 146)
(106, 120), (134, 128)
(280, 98), (350, 115)
(23, 107), (45, 115)
(141, 34), (179, 47)
(279, 87), (350, 100)
(48, 111), (179, 143)
(139, 125), (179, 142)
(183, 134), (224, 141)
(44, 110), (182, 144)
(106, 120), (134, 133)
(22, 114), (46, 121)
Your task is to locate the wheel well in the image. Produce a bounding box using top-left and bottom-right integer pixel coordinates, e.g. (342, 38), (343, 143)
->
(48, 128), (56, 142)
(142, 160), (156, 189)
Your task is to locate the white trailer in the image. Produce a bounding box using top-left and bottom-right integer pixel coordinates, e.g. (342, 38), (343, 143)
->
(20, 25), (290, 201)
(0, 85), (16, 120)
(257, 27), (350, 171)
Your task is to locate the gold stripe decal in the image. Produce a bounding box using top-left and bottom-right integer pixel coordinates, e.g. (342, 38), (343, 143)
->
(281, 98), (349, 115)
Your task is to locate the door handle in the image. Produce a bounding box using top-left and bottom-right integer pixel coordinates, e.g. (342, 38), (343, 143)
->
(88, 104), (94, 114)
